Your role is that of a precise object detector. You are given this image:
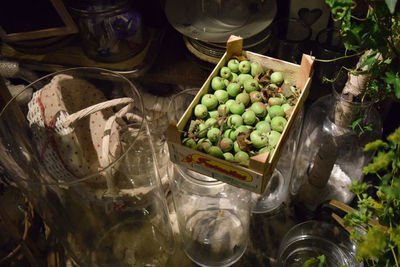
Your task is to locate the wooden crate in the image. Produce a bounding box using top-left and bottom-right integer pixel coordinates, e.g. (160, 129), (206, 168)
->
(167, 36), (314, 194)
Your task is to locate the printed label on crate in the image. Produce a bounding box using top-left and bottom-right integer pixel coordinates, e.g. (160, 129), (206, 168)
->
(169, 143), (263, 192)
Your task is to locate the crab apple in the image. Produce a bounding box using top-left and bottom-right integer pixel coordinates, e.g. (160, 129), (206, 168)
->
(249, 91), (263, 103)
(208, 110), (219, 118)
(218, 104), (228, 116)
(237, 73), (253, 85)
(194, 104), (208, 119)
(251, 102), (267, 118)
(223, 152), (235, 161)
(227, 58), (240, 73)
(228, 72), (238, 82)
(239, 60), (251, 74)
(256, 121), (271, 133)
(234, 151), (250, 165)
(250, 61), (264, 77)
(268, 130), (281, 147)
(224, 128), (235, 140)
(271, 116), (287, 132)
(233, 140), (242, 153)
(236, 92), (250, 106)
(220, 66), (231, 79)
(182, 137), (197, 149)
(244, 78), (259, 93)
(227, 114), (243, 128)
(205, 117), (218, 128)
(211, 76), (226, 91)
(207, 128), (221, 143)
(227, 82), (241, 97)
(230, 101), (246, 115)
(232, 125), (249, 141)
(270, 71), (284, 84)
(250, 130), (268, 148)
(197, 138), (212, 152)
(268, 97), (284, 106)
(242, 110), (257, 125)
(208, 146), (223, 158)
(197, 123), (208, 138)
(214, 89), (229, 103)
(267, 105), (285, 118)
(201, 94), (218, 110)
(225, 99), (235, 113)
(219, 137), (233, 152)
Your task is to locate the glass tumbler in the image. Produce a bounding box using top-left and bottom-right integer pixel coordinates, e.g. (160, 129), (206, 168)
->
(0, 67), (174, 266)
(278, 220), (361, 266)
(169, 163), (251, 267)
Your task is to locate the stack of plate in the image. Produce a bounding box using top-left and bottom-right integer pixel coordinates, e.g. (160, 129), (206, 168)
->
(165, 0), (277, 65)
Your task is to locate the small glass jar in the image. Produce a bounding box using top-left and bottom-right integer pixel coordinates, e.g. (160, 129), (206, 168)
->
(278, 220), (361, 266)
(169, 163), (251, 267)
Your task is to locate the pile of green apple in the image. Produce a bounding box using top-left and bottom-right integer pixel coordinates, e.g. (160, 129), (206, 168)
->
(181, 57), (299, 167)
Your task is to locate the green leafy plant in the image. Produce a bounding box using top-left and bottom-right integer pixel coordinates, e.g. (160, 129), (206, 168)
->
(325, 0), (400, 102)
(343, 127), (400, 266)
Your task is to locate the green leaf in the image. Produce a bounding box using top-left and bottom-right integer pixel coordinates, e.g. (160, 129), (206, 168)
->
(385, 0), (398, 14)
(383, 71), (400, 99)
(359, 52), (379, 71)
(363, 140), (388, 152)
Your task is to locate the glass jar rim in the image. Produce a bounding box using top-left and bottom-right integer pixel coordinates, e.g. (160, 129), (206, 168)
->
(0, 67), (145, 186)
(175, 164), (223, 187)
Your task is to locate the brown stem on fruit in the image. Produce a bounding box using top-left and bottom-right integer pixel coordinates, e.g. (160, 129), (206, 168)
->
(217, 115), (227, 146)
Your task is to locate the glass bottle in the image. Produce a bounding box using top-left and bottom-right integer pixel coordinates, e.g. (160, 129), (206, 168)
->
(0, 67), (174, 266)
(290, 80), (382, 211)
(168, 163), (251, 267)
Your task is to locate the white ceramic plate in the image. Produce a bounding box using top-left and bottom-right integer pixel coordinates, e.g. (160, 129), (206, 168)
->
(165, 0), (277, 43)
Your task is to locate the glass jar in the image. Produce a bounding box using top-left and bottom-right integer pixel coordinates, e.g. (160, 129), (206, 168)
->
(0, 67), (174, 266)
(291, 80), (382, 211)
(66, 0), (146, 63)
(169, 163), (251, 267)
(278, 220), (361, 266)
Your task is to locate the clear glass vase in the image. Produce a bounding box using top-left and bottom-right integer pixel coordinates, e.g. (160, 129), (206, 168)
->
(291, 84), (382, 211)
(168, 163), (251, 267)
(0, 67), (174, 266)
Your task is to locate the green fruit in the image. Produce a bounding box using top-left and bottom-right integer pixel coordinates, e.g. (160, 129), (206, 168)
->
(194, 104), (208, 119)
(225, 99), (235, 113)
(224, 128), (235, 140)
(249, 91), (263, 103)
(268, 97), (284, 106)
(217, 104), (228, 116)
(237, 73), (253, 85)
(227, 114), (243, 128)
(227, 58), (240, 73)
(267, 105), (285, 118)
(227, 82), (241, 97)
(220, 66), (231, 79)
(219, 137), (233, 152)
(207, 128), (221, 143)
(223, 78), (230, 87)
(182, 138), (197, 149)
(233, 141), (242, 153)
(208, 110), (219, 118)
(265, 114), (271, 123)
(271, 116), (287, 132)
(197, 123), (208, 138)
(223, 152), (235, 161)
(282, 103), (292, 113)
(243, 79), (259, 93)
(201, 94), (218, 110)
(234, 151), (249, 165)
(258, 146), (270, 155)
(197, 138), (212, 152)
(229, 101), (245, 115)
(256, 121), (271, 133)
(211, 76), (226, 91)
(270, 71), (284, 84)
(250, 130), (268, 148)
(235, 92), (250, 106)
(239, 60), (251, 74)
(251, 102), (267, 118)
(214, 90), (229, 103)
(242, 110), (257, 125)
(268, 130), (281, 147)
(205, 117), (218, 128)
(250, 61), (264, 77)
(227, 72), (238, 82)
(208, 146), (223, 158)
